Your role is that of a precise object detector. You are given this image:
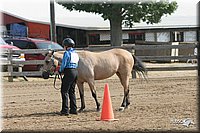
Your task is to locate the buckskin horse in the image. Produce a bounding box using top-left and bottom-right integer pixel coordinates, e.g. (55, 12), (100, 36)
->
(42, 48), (147, 112)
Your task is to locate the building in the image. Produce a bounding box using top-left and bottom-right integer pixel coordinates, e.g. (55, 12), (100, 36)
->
(0, 0), (198, 48)
(87, 25), (198, 44)
(2, 12), (50, 40)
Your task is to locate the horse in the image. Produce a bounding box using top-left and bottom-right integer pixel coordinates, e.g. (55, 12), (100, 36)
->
(41, 48), (147, 112)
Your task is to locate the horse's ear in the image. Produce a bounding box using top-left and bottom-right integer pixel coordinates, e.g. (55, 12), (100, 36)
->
(52, 50), (55, 55)
(43, 50), (53, 57)
(48, 50), (55, 55)
(47, 50), (54, 56)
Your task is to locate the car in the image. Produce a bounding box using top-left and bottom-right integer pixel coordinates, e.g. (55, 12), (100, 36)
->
(4, 37), (63, 71)
(0, 37), (25, 72)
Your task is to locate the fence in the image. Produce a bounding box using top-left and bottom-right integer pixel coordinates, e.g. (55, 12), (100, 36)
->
(1, 49), (49, 82)
(1, 42), (198, 82)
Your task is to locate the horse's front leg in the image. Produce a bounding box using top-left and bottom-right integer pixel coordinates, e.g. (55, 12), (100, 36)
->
(88, 81), (100, 112)
(77, 82), (85, 113)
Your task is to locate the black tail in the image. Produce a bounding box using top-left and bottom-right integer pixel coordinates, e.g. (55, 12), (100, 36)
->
(132, 55), (148, 80)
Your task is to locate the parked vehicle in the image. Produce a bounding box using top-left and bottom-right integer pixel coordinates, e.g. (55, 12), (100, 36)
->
(4, 37), (63, 71)
(0, 37), (25, 71)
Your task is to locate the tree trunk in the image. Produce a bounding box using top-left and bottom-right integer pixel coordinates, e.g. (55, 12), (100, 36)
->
(110, 19), (122, 46)
(109, 6), (122, 46)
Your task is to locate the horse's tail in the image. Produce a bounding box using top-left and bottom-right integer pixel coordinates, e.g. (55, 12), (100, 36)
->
(132, 55), (148, 80)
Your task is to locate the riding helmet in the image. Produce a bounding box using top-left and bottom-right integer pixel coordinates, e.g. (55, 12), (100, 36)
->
(62, 38), (75, 47)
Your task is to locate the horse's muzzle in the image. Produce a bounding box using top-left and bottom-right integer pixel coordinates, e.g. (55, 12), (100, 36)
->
(42, 71), (50, 79)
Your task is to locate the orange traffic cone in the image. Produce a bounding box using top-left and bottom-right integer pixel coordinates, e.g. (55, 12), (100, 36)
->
(100, 83), (118, 121)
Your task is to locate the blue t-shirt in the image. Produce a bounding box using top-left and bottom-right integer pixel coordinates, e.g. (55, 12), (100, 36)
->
(59, 48), (79, 72)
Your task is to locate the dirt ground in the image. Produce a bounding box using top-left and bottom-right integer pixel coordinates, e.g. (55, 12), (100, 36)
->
(1, 63), (199, 132)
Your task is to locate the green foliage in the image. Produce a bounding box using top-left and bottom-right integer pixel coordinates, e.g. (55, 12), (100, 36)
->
(58, 1), (178, 46)
(58, 1), (178, 28)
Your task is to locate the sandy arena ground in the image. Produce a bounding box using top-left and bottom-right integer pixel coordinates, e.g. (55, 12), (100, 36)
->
(1, 63), (199, 132)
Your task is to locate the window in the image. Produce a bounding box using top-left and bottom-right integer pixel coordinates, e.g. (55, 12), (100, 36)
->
(157, 32), (170, 42)
(184, 31), (197, 42)
(135, 34), (144, 41)
(145, 33), (155, 42)
(128, 32), (144, 43)
(5, 40), (37, 49)
(172, 32), (184, 42)
(6, 40), (28, 49)
(27, 42), (37, 49)
(35, 42), (63, 49)
(88, 34), (100, 45)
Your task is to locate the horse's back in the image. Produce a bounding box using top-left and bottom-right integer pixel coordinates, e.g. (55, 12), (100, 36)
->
(106, 48), (134, 66)
(77, 50), (118, 80)
(77, 48), (134, 81)
(78, 48), (132, 66)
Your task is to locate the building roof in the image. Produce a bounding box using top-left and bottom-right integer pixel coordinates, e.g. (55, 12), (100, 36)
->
(0, 0), (198, 31)
(0, 0), (110, 30)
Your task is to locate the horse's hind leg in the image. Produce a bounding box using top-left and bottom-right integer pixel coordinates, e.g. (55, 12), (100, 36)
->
(88, 81), (100, 112)
(116, 72), (130, 111)
(77, 82), (85, 113)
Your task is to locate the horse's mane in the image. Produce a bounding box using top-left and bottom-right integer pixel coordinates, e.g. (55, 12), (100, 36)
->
(53, 51), (64, 64)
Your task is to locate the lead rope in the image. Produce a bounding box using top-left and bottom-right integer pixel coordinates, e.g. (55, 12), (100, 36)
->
(53, 71), (63, 90)
(51, 54), (63, 90)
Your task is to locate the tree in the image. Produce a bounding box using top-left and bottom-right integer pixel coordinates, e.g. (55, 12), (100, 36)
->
(58, 1), (178, 46)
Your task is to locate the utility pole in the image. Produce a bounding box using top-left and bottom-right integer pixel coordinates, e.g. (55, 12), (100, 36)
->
(50, 0), (57, 42)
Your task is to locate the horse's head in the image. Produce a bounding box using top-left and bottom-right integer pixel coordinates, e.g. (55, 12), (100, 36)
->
(42, 51), (59, 79)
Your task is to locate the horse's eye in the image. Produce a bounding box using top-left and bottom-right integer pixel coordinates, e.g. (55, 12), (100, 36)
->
(45, 60), (50, 64)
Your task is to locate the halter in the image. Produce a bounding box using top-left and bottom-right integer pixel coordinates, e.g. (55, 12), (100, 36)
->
(49, 55), (56, 75)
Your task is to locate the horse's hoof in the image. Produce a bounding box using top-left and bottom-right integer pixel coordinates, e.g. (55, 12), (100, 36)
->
(96, 108), (101, 112)
(119, 107), (125, 111)
(125, 105), (130, 109)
